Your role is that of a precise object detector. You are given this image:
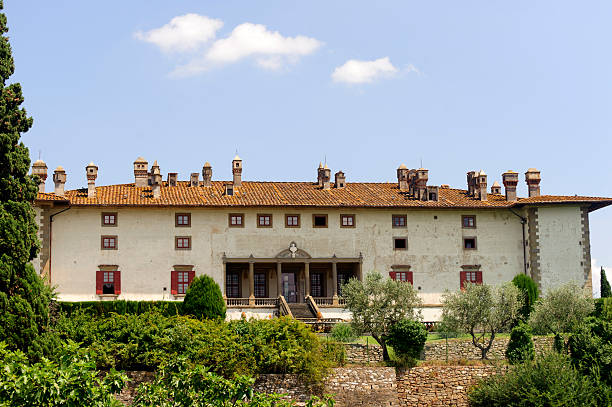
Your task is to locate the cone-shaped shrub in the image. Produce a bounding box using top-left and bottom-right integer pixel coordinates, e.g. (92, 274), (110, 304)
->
(506, 322), (535, 364)
(182, 275), (226, 320)
(512, 274), (539, 322)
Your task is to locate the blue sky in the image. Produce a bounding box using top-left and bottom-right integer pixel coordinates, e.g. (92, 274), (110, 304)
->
(5, 1), (612, 278)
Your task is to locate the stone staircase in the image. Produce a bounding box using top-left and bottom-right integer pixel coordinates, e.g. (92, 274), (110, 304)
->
(288, 303), (316, 321)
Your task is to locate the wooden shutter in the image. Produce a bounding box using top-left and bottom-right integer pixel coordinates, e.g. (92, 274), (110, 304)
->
(114, 270), (121, 295)
(408, 271), (414, 285)
(476, 271), (483, 285)
(389, 271), (396, 281)
(187, 271), (195, 287)
(96, 270), (103, 294)
(171, 270), (178, 295)
(460, 271), (467, 289)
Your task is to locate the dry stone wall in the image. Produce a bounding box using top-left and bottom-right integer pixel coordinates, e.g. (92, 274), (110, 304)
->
(344, 343), (384, 364)
(423, 336), (553, 361)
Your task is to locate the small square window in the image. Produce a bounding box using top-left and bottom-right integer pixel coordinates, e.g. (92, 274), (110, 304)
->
(229, 213), (244, 227)
(313, 214), (328, 228)
(285, 214), (300, 228)
(393, 237), (408, 250)
(341, 214), (355, 228)
(392, 215), (407, 228)
(175, 213), (191, 227)
(101, 236), (117, 250)
(175, 236), (191, 250)
(258, 214), (272, 228)
(390, 271), (413, 283)
(102, 212), (117, 226)
(463, 237), (477, 249)
(462, 215), (476, 228)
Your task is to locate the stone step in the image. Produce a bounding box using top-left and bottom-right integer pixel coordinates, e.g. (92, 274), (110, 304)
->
(288, 303), (316, 319)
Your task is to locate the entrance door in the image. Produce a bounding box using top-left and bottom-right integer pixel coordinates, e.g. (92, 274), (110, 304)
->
(282, 272), (297, 303)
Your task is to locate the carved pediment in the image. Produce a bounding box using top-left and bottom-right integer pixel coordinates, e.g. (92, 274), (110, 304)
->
(276, 242), (311, 259)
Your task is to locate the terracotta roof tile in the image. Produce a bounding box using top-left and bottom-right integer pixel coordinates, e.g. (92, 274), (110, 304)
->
(35, 181), (612, 210)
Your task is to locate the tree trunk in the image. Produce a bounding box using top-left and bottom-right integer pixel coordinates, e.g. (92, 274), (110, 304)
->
(372, 334), (390, 361)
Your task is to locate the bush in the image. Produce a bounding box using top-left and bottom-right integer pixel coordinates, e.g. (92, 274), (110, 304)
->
(385, 319), (427, 359)
(511, 274), (539, 323)
(330, 323), (357, 343)
(182, 275), (226, 320)
(568, 317), (612, 388)
(57, 300), (184, 317)
(593, 298), (612, 321)
(505, 322), (535, 364)
(469, 352), (606, 407)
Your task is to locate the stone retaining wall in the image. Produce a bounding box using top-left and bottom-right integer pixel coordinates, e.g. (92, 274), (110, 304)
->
(344, 343), (384, 364)
(423, 336), (553, 361)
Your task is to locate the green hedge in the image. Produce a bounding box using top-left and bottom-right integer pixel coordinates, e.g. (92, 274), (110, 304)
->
(594, 298), (612, 321)
(57, 301), (184, 317)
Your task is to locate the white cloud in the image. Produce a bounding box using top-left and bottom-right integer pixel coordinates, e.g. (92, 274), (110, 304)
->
(135, 14), (223, 53)
(332, 57), (399, 84)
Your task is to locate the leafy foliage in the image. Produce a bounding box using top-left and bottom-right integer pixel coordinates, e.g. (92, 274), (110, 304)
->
(568, 317), (612, 389)
(182, 275), (226, 320)
(593, 298), (612, 321)
(601, 268), (611, 298)
(505, 322), (535, 364)
(385, 319), (427, 359)
(0, 341), (126, 407)
(330, 323), (357, 343)
(440, 282), (522, 359)
(511, 274), (539, 323)
(342, 271), (422, 361)
(469, 352), (608, 407)
(57, 300), (183, 317)
(0, 0), (52, 357)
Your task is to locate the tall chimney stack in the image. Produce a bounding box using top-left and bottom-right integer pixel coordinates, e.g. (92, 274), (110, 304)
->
(31, 159), (48, 193)
(190, 173), (199, 187)
(232, 155), (242, 187)
(491, 181), (501, 194)
(167, 173), (178, 187)
(525, 168), (541, 197)
(150, 161), (162, 199)
(202, 162), (212, 186)
(397, 164), (409, 190)
(53, 166), (66, 197)
(133, 157), (148, 187)
(334, 171), (346, 188)
(502, 171), (519, 202)
(477, 170), (487, 201)
(86, 162), (98, 198)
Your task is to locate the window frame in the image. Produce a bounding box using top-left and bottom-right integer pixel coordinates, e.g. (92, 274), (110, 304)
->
(312, 214), (328, 228)
(393, 237), (408, 251)
(228, 213), (245, 228)
(175, 236), (192, 250)
(101, 212), (117, 227)
(175, 213), (191, 227)
(254, 272), (267, 298)
(285, 214), (300, 228)
(463, 237), (477, 250)
(460, 270), (483, 289)
(462, 215), (476, 229)
(392, 214), (407, 228)
(340, 214), (356, 228)
(257, 214), (273, 228)
(389, 270), (413, 284)
(226, 271), (241, 298)
(101, 235), (118, 250)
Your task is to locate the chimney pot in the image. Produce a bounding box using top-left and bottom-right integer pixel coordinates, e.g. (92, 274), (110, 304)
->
(502, 171), (519, 202)
(397, 164), (409, 190)
(168, 173), (178, 187)
(202, 162), (212, 187)
(190, 173), (199, 187)
(232, 156), (242, 187)
(334, 171), (346, 188)
(525, 168), (541, 198)
(86, 162), (98, 198)
(53, 166), (67, 197)
(133, 157), (148, 187)
(32, 159), (48, 193)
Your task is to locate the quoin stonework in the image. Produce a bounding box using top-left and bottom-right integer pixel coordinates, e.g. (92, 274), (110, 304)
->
(31, 156), (612, 321)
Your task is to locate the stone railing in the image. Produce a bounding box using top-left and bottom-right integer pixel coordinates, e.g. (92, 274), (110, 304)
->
(254, 298), (278, 307)
(225, 298), (250, 307)
(226, 298), (279, 308)
(313, 297), (334, 306)
(278, 295), (293, 317)
(305, 295), (322, 319)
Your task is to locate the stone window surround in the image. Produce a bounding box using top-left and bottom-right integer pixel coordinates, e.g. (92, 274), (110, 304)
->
(393, 237), (408, 250)
(463, 237), (477, 250)
(462, 215), (476, 229)
(340, 214), (355, 228)
(101, 212), (117, 227)
(392, 214), (407, 228)
(101, 235), (118, 250)
(175, 213), (191, 227)
(257, 213), (273, 228)
(285, 214), (300, 228)
(312, 214), (328, 228)
(229, 213), (245, 228)
(175, 236), (191, 250)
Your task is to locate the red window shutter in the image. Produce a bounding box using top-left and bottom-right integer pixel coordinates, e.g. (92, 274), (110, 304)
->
(114, 270), (121, 295)
(389, 271), (396, 281)
(476, 271), (483, 285)
(96, 270), (103, 294)
(460, 271), (466, 289)
(171, 271), (178, 295)
(408, 271), (413, 285)
(187, 271), (195, 286)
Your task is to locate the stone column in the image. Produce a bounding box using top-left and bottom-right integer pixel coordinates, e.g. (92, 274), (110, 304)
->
(222, 262), (227, 300)
(276, 262), (282, 298)
(332, 262), (339, 305)
(358, 260), (363, 281)
(304, 262), (310, 298)
(248, 261), (255, 305)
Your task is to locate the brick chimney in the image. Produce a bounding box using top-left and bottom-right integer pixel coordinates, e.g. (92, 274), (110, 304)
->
(491, 181), (501, 194)
(167, 173), (178, 187)
(190, 173), (199, 187)
(317, 162), (331, 189)
(397, 164), (409, 190)
(53, 166), (66, 196)
(31, 159), (48, 193)
(86, 162), (98, 198)
(133, 157), (148, 187)
(335, 171), (346, 188)
(477, 170), (487, 201)
(202, 162), (212, 186)
(415, 168), (428, 200)
(232, 155), (242, 187)
(150, 161), (162, 198)
(502, 171), (519, 202)
(525, 168), (541, 197)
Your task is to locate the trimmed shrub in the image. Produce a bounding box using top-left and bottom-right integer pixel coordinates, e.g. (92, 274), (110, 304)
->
(57, 300), (183, 317)
(182, 275), (226, 320)
(330, 323), (357, 343)
(385, 319), (427, 359)
(505, 322), (535, 364)
(511, 274), (539, 322)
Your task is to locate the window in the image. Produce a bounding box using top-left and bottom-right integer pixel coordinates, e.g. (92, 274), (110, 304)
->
(313, 214), (328, 228)
(340, 214), (355, 228)
(310, 273), (323, 297)
(226, 271), (240, 298)
(393, 237), (407, 250)
(285, 214), (300, 228)
(462, 215), (476, 228)
(171, 270), (195, 295)
(96, 268), (120, 295)
(429, 192), (438, 201)
(254, 273), (266, 297)
(175, 236), (191, 250)
(101, 212), (117, 226)
(460, 270), (482, 289)
(175, 213), (191, 227)
(229, 213), (244, 227)
(463, 237), (477, 250)
(101, 236), (117, 250)
(392, 215), (407, 228)
(389, 271), (413, 284)
(257, 214), (272, 228)
(226, 185), (234, 196)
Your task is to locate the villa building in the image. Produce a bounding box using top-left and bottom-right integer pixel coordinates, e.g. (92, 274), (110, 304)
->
(30, 156), (612, 321)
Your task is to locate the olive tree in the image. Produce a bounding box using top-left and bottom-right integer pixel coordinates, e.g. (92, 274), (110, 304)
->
(342, 271), (422, 361)
(441, 282), (522, 359)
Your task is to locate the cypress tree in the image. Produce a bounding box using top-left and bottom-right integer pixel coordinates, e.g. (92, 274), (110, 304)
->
(182, 275), (226, 320)
(511, 274), (539, 322)
(0, 0), (51, 354)
(601, 267), (611, 298)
